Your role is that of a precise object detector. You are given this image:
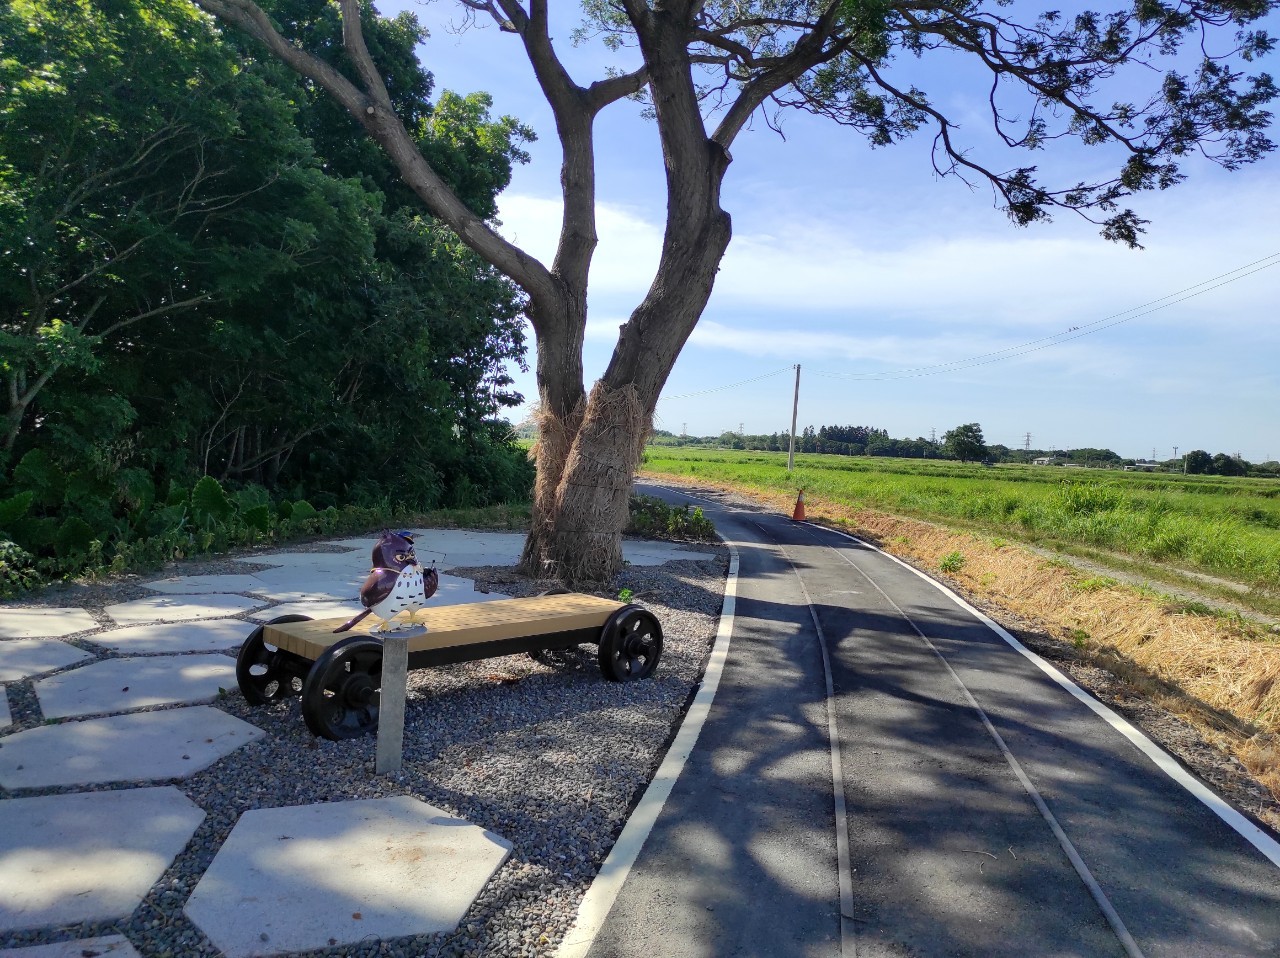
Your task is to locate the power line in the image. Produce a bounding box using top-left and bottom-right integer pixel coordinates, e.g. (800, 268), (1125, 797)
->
(812, 252), (1280, 383)
(652, 251), (1277, 407)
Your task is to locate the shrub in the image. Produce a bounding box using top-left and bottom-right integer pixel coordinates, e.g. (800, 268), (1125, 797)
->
(626, 494), (717, 541)
(0, 540), (41, 598)
(939, 551), (966, 573)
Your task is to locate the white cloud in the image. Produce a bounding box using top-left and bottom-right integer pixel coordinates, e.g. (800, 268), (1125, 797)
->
(499, 181), (1280, 342)
(495, 195), (662, 298)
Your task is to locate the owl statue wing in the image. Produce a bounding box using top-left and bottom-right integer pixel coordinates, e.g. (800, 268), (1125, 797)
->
(359, 567), (401, 610)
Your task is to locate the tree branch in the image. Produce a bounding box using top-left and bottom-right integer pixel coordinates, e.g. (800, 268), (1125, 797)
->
(192, 0), (561, 316)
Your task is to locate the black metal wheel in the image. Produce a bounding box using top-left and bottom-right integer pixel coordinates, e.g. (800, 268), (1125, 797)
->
(529, 588), (587, 668)
(598, 606), (663, 682)
(301, 636), (384, 740)
(236, 615), (313, 705)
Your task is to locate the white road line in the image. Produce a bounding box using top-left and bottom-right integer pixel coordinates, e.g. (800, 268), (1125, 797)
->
(816, 522), (1280, 871)
(763, 529), (858, 958)
(554, 543), (741, 958)
(806, 527), (1145, 958)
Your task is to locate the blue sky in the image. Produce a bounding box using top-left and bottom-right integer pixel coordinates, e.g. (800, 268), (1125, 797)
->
(383, 0), (1279, 462)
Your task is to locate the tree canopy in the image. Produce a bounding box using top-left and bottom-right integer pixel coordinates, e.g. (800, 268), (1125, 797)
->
(0, 0), (535, 580)
(188, 0), (1276, 581)
(943, 423), (989, 462)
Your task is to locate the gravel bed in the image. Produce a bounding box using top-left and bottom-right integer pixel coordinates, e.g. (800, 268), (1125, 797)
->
(0, 544), (729, 958)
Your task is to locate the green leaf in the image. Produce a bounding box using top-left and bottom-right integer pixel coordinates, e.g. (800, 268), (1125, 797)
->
(0, 490), (34, 528)
(192, 475), (232, 523)
(13, 449), (63, 507)
(290, 499), (318, 522)
(115, 467), (155, 512)
(55, 516), (95, 557)
(9, 516), (58, 552)
(242, 504), (271, 532)
(166, 479), (189, 507)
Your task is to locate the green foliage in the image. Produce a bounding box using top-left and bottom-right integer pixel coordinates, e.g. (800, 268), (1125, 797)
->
(12, 450), (62, 507)
(626, 495), (718, 541)
(242, 504), (271, 533)
(0, 0), (535, 593)
(192, 476), (233, 525)
(289, 500), (318, 522)
(943, 424), (988, 464)
(642, 447), (1280, 592)
(0, 540), (40, 597)
(618, 587), (635, 602)
(0, 490), (33, 527)
(939, 551), (966, 573)
(55, 517), (95, 557)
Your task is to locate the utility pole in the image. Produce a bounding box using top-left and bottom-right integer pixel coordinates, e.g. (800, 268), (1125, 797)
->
(787, 364), (801, 472)
(1173, 446), (1178, 464)
(1152, 446), (1157, 463)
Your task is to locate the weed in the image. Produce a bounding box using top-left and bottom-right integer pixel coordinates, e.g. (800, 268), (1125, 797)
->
(939, 551), (966, 573)
(1164, 599), (1218, 617)
(626, 494), (717, 541)
(618, 588), (635, 603)
(1073, 575), (1119, 592)
(1070, 629), (1090, 648)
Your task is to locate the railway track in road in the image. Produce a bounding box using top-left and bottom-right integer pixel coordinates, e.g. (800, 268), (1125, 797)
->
(566, 483), (1280, 958)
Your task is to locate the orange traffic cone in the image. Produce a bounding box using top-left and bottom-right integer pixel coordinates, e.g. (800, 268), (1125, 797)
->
(791, 490), (806, 521)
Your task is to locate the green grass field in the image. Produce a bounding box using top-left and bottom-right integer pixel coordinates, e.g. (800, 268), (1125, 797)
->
(641, 447), (1280, 595)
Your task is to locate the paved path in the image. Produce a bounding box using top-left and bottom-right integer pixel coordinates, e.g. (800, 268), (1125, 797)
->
(0, 531), (713, 956)
(583, 484), (1280, 958)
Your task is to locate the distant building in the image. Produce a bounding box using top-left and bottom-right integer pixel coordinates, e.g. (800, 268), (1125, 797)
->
(1032, 457), (1054, 466)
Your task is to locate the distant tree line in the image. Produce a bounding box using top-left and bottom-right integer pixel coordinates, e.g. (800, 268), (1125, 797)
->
(0, 0), (534, 581)
(650, 427), (1278, 477)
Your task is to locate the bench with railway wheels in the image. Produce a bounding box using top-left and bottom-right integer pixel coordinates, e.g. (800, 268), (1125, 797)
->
(235, 591), (664, 740)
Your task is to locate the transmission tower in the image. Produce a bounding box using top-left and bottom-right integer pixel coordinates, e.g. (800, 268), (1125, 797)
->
(1024, 432), (1032, 452)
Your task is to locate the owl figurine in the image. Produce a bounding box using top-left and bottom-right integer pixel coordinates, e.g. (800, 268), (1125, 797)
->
(333, 530), (439, 634)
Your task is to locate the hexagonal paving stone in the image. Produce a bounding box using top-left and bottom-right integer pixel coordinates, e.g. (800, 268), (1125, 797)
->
(103, 594), (266, 626)
(0, 609), (98, 640)
(243, 568), (363, 603)
(35, 655), (237, 719)
(0, 937), (142, 958)
(90, 619), (250, 654)
(185, 797), (511, 958)
(141, 573), (265, 594)
(246, 600), (364, 623)
(0, 707), (263, 789)
(0, 640), (93, 682)
(0, 788), (203, 933)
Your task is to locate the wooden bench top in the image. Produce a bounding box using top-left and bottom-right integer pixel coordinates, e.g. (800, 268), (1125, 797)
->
(264, 593), (626, 661)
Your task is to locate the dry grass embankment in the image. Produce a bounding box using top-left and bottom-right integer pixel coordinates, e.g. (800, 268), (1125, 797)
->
(642, 472), (1280, 818)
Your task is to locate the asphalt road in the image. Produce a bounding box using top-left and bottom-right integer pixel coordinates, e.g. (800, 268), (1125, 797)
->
(583, 483), (1280, 958)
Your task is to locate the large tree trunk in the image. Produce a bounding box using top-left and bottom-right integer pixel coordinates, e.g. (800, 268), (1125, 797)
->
(519, 3), (737, 585)
(522, 199), (733, 584)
